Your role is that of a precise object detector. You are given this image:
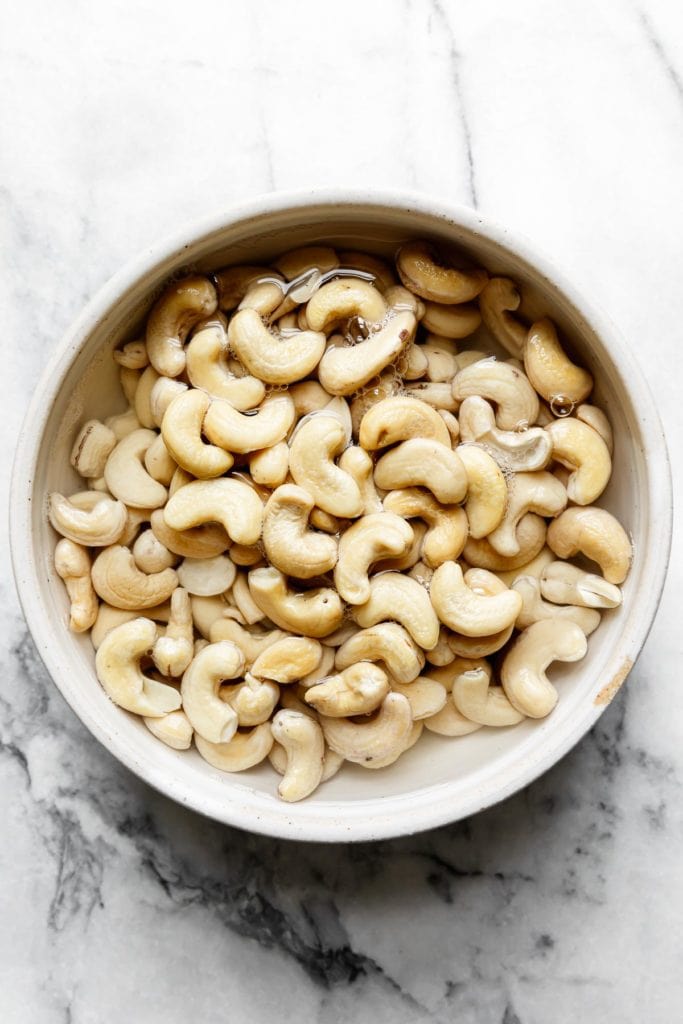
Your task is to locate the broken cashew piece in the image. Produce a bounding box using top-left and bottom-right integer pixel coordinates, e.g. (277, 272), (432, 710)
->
(452, 360), (539, 430)
(96, 617), (181, 716)
(396, 240), (488, 303)
(54, 538), (98, 632)
(501, 619), (588, 718)
(334, 512), (413, 604)
(458, 444), (507, 538)
(450, 659), (524, 727)
(305, 663), (390, 717)
(546, 507), (632, 585)
(163, 478), (263, 546)
(262, 484), (338, 579)
(354, 571), (440, 650)
(91, 545), (178, 609)
(249, 441), (289, 489)
(181, 640), (244, 743)
(430, 560), (522, 637)
(146, 274), (217, 377)
(161, 390), (233, 478)
(374, 438), (468, 504)
(176, 553), (236, 596)
(289, 415), (363, 518)
(320, 692), (413, 766)
(133, 529), (176, 574)
(546, 418), (611, 505)
(48, 490), (127, 547)
(271, 710), (325, 802)
(524, 318), (593, 405)
(248, 567), (343, 638)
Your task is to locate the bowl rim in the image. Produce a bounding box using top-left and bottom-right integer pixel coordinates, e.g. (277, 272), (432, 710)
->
(9, 186), (673, 842)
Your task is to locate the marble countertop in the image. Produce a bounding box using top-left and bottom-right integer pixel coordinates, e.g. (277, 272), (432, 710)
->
(2, 0), (682, 1020)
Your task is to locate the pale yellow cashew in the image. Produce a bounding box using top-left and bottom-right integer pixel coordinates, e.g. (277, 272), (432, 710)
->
(446, 568), (516, 658)
(320, 692), (413, 766)
(176, 553), (235, 596)
(114, 339), (149, 370)
(338, 446), (384, 514)
(54, 538), (98, 632)
(375, 520), (427, 573)
(488, 471), (567, 557)
(338, 250), (397, 291)
(133, 366), (159, 427)
(421, 300), (481, 339)
(180, 640), (244, 743)
(273, 246), (339, 280)
(229, 544), (264, 567)
(419, 335), (459, 382)
(133, 529), (177, 574)
(424, 625), (456, 666)
(250, 637), (322, 682)
(422, 663), (481, 737)
(237, 278), (287, 318)
(91, 545), (178, 610)
(232, 571), (267, 625)
(149, 376), (188, 427)
(317, 310), (416, 396)
(161, 389), (233, 478)
(163, 478), (263, 546)
(214, 264), (273, 310)
(271, 710), (325, 802)
(383, 488), (468, 568)
(152, 587), (194, 677)
(118, 506), (155, 548)
(382, 285), (426, 318)
(463, 513), (547, 572)
(430, 561), (522, 637)
(48, 490), (127, 547)
(438, 409), (460, 445)
(70, 419), (117, 478)
(458, 396), (552, 471)
(576, 403), (613, 454)
(362, 720), (423, 769)
(105, 407), (142, 440)
(494, 546), (555, 587)
(349, 372), (401, 435)
(390, 677), (447, 720)
(248, 567), (343, 637)
(289, 415), (363, 518)
(203, 393), (295, 454)
(458, 444), (507, 538)
(396, 240), (488, 303)
(146, 274), (217, 377)
(227, 308), (326, 385)
(540, 560), (622, 609)
(220, 674), (280, 727)
(478, 277), (528, 357)
(195, 724), (273, 772)
(452, 360), (539, 430)
(501, 619), (588, 718)
(402, 381), (459, 411)
(96, 617), (181, 716)
(334, 512), (413, 605)
(305, 663), (390, 717)
(450, 659), (524, 727)
(249, 442), (289, 489)
(144, 434), (176, 486)
(547, 507), (632, 585)
(354, 572), (440, 650)
(186, 315), (265, 410)
(323, 621), (359, 647)
(335, 622), (425, 684)
(524, 318), (593, 405)
(374, 438), (468, 504)
(262, 484), (338, 579)
(190, 594), (241, 638)
(512, 576), (601, 634)
(401, 343), (430, 380)
(289, 380), (333, 418)
(305, 277), (387, 332)
(143, 710), (193, 750)
(299, 644), (336, 690)
(119, 365), (140, 407)
(545, 418), (612, 505)
(359, 395), (451, 450)
(268, 735), (344, 785)
(150, 508), (230, 560)
(104, 428), (168, 509)
(209, 618), (288, 664)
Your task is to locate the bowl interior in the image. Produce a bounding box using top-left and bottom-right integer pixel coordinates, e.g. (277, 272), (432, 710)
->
(16, 197), (662, 839)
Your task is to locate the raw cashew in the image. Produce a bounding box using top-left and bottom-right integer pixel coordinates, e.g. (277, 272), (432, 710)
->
(49, 490), (127, 547)
(248, 567), (343, 637)
(383, 285), (426, 318)
(271, 710), (325, 801)
(299, 644), (336, 690)
(289, 380), (332, 418)
(229, 544), (264, 567)
(546, 418), (611, 505)
(149, 376), (188, 426)
(250, 637), (322, 682)
(289, 414), (362, 517)
(70, 420), (117, 478)
(421, 301), (481, 339)
(105, 407), (142, 440)
(383, 488), (468, 568)
(143, 710), (193, 750)
(163, 478), (263, 546)
(546, 507), (632, 584)
(362, 720), (423, 769)
(446, 568), (515, 658)
(273, 246), (339, 280)
(228, 308), (325, 384)
(146, 274), (217, 377)
(540, 560), (623, 608)
(374, 438), (467, 504)
(150, 508), (230, 560)
(495, 546), (555, 587)
(450, 659), (524, 726)
(181, 640), (244, 742)
(458, 396), (552, 471)
(317, 310), (416, 396)
(354, 572), (440, 649)
(133, 529), (177, 574)
(334, 512), (413, 604)
(186, 315), (265, 409)
(134, 366), (159, 427)
(430, 561), (522, 637)
(305, 277), (387, 332)
(391, 677), (447, 719)
(54, 539), (98, 632)
(144, 434), (176, 486)
(478, 277), (527, 357)
(375, 520), (427, 572)
(420, 335), (459, 382)
(238, 277), (287, 317)
(513, 575), (601, 634)
(452, 360), (539, 430)
(203, 393), (295, 454)
(214, 264), (272, 310)
(262, 484), (338, 579)
(424, 625), (455, 666)
(114, 339), (148, 370)
(359, 395), (451, 450)
(338, 446), (383, 514)
(402, 382), (459, 412)
(161, 390), (233, 478)
(249, 442), (289, 489)
(221, 675), (279, 727)
(458, 444), (507, 537)
(335, 622), (425, 684)
(501, 619), (588, 718)
(463, 513), (547, 571)
(104, 429), (168, 509)
(338, 250), (397, 291)
(422, 662), (482, 736)
(305, 663), (390, 717)
(524, 318), (593, 405)
(396, 240), (488, 303)
(91, 545), (178, 609)
(488, 471), (567, 556)
(576, 403), (613, 454)
(119, 365), (140, 406)
(209, 618), (287, 664)
(152, 587), (194, 676)
(232, 571), (267, 625)
(320, 692), (413, 766)
(195, 724), (273, 772)
(118, 506), (155, 548)
(95, 617), (181, 716)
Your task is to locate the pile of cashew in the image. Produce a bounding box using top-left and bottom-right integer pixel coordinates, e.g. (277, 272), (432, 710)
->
(49, 240), (631, 802)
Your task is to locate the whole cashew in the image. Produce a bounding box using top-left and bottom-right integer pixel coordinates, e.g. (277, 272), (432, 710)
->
(478, 277), (527, 357)
(452, 360), (539, 430)
(49, 490), (127, 547)
(249, 441), (289, 489)
(262, 484), (338, 579)
(305, 663), (390, 717)
(540, 560), (623, 608)
(524, 318), (593, 405)
(458, 444), (507, 538)
(374, 438), (468, 504)
(91, 545), (178, 609)
(320, 692), (413, 766)
(422, 662), (482, 736)
(248, 567), (343, 637)
(430, 561), (522, 637)
(150, 508), (230, 560)
(163, 478), (263, 546)
(221, 674), (280, 727)
(104, 428), (168, 509)
(152, 587), (194, 677)
(446, 568), (517, 658)
(250, 636), (322, 682)
(143, 710), (193, 750)
(149, 376), (188, 427)
(133, 529), (177, 574)
(186, 315), (265, 410)
(114, 339), (148, 370)
(317, 310), (416, 396)
(54, 538), (98, 632)
(289, 414), (362, 517)
(338, 250), (397, 291)
(227, 308), (326, 385)
(421, 301), (481, 339)
(333, 512), (413, 604)
(359, 395), (451, 450)
(546, 507), (632, 584)
(70, 420), (117, 478)
(338, 446), (384, 514)
(512, 575), (601, 634)
(305, 277), (387, 332)
(289, 380), (333, 418)
(463, 513), (547, 571)
(146, 274), (217, 377)
(335, 622), (425, 684)
(208, 617), (288, 664)
(546, 418), (611, 505)
(390, 677), (447, 720)
(402, 382), (460, 412)
(95, 617), (181, 716)
(180, 640), (244, 743)
(501, 619), (588, 718)
(144, 434), (176, 486)
(195, 723), (273, 772)
(396, 240), (488, 303)
(458, 396), (552, 471)
(160, 390), (233, 479)
(576, 403), (613, 454)
(383, 488), (468, 568)
(203, 393), (295, 454)
(450, 659), (524, 727)
(488, 471), (567, 557)
(271, 710), (325, 801)
(354, 571), (440, 650)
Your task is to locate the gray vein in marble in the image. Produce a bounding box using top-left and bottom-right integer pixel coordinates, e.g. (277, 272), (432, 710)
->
(637, 8), (683, 107)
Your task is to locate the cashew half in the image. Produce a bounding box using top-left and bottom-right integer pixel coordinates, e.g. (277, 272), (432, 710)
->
(320, 692), (413, 766)
(478, 277), (527, 357)
(91, 545), (178, 609)
(430, 561), (521, 637)
(164, 478), (263, 546)
(261, 484), (338, 579)
(70, 420), (117, 478)
(359, 395), (451, 450)
(248, 567), (343, 637)
(463, 513), (547, 571)
(317, 310), (416, 396)
(306, 663), (390, 717)
(176, 553), (235, 596)
(546, 418), (611, 505)
(49, 491), (127, 547)
(546, 507), (632, 584)
(203, 393), (295, 454)
(96, 617), (181, 716)
(458, 444), (507, 537)
(146, 274), (217, 377)
(513, 575), (601, 634)
(450, 659), (524, 727)
(383, 488), (468, 568)
(396, 241), (488, 303)
(143, 710), (193, 750)
(540, 560), (623, 608)
(501, 619), (588, 718)
(374, 439), (467, 504)
(161, 390), (233, 478)
(335, 622), (424, 684)
(271, 710), (325, 801)
(305, 277), (387, 332)
(186, 315), (265, 410)
(54, 539), (98, 632)
(227, 308), (325, 384)
(452, 360), (539, 430)
(152, 587), (194, 677)
(524, 319), (593, 405)
(488, 471), (567, 557)
(180, 640), (244, 743)
(354, 571), (439, 649)
(458, 396), (552, 471)
(195, 724), (273, 772)
(104, 428), (168, 509)
(334, 512), (413, 604)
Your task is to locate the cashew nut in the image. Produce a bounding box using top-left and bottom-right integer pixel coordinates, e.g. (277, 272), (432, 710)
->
(163, 478), (263, 546)
(271, 710), (325, 801)
(339, 250), (397, 291)
(320, 692), (413, 766)
(334, 512), (413, 604)
(374, 438), (467, 504)
(262, 484), (338, 579)
(305, 663), (390, 717)
(513, 575), (601, 634)
(133, 529), (177, 574)
(359, 395), (451, 450)
(383, 285), (426, 318)
(250, 636), (322, 682)
(396, 240), (488, 303)
(144, 434), (177, 486)
(402, 381), (460, 412)
(91, 545), (178, 609)
(458, 444), (507, 537)
(149, 376), (188, 426)
(495, 546), (555, 587)
(152, 587), (194, 676)
(338, 446), (383, 515)
(96, 617), (181, 716)
(273, 246), (339, 280)
(430, 561), (521, 637)
(203, 393), (295, 454)
(249, 441), (289, 489)
(524, 318), (593, 405)
(354, 571), (440, 649)
(150, 508), (230, 560)
(104, 428), (168, 509)
(299, 644), (336, 690)
(229, 544), (264, 567)
(186, 315), (265, 409)
(221, 674), (279, 727)
(305, 277), (387, 332)
(391, 677), (447, 720)
(540, 560), (623, 609)
(248, 567), (343, 637)
(176, 553), (235, 596)
(114, 339), (148, 370)
(576, 403), (613, 454)
(546, 507), (632, 584)
(420, 335), (459, 382)
(501, 619), (588, 718)
(70, 420), (117, 478)
(208, 617), (287, 664)
(317, 310), (416, 396)
(383, 488), (468, 568)
(545, 418), (611, 505)
(488, 471), (567, 556)
(180, 640), (244, 742)
(478, 277), (527, 357)
(424, 625), (456, 666)
(446, 568), (516, 658)
(335, 622), (425, 684)
(458, 396), (552, 471)
(422, 662), (482, 736)
(463, 513), (547, 571)
(49, 490), (127, 546)
(105, 407), (142, 440)
(232, 571), (267, 625)
(289, 414), (362, 518)
(421, 300), (481, 339)
(450, 659), (524, 726)
(215, 264), (272, 310)
(289, 380), (333, 418)
(54, 539), (98, 632)
(161, 390), (233, 478)
(143, 710), (193, 750)
(227, 308), (325, 384)
(375, 520), (427, 573)
(195, 723), (273, 772)
(146, 274), (217, 377)
(132, 366), (159, 427)
(452, 360), (539, 430)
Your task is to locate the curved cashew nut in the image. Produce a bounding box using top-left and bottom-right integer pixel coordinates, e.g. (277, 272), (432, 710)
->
(54, 539), (98, 632)
(237, 277), (287, 317)
(164, 478), (263, 546)
(289, 415), (363, 518)
(354, 571), (440, 649)
(203, 393), (295, 454)
(250, 636), (322, 682)
(400, 342), (430, 380)
(105, 407), (142, 440)
(419, 335), (459, 382)
(195, 723), (273, 772)
(478, 277), (527, 357)
(150, 508), (230, 560)
(501, 619), (588, 718)
(576, 403), (613, 454)
(271, 710), (325, 802)
(378, 285), (425, 318)
(180, 640), (244, 742)
(450, 659), (524, 726)
(133, 366), (159, 428)
(383, 488), (468, 568)
(70, 419), (117, 478)
(209, 617), (288, 664)
(114, 339), (148, 370)
(335, 622), (425, 684)
(421, 300), (481, 339)
(149, 376), (188, 426)
(227, 308), (325, 384)
(160, 390), (232, 478)
(186, 315), (265, 410)
(495, 546), (555, 587)
(305, 663), (390, 717)
(422, 662), (482, 736)
(362, 720), (423, 769)
(547, 507), (632, 584)
(262, 484), (338, 579)
(402, 382), (460, 412)
(152, 587), (194, 676)
(214, 264), (272, 310)
(334, 512), (413, 604)
(95, 617), (181, 716)
(540, 560), (622, 609)
(396, 240), (488, 303)
(424, 625), (455, 666)
(390, 677), (447, 720)
(249, 441), (289, 489)
(359, 395), (451, 450)
(49, 490), (127, 546)
(458, 444), (507, 538)
(305, 277), (387, 332)
(513, 575), (601, 634)
(274, 246), (339, 280)
(452, 360), (539, 430)
(458, 396), (552, 471)
(231, 571), (266, 625)
(488, 471), (567, 557)
(133, 529), (177, 574)
(146, 274), (217, 377)
(463, 513), (547, 572)
(430, 561), (522, 637)
(299, 644), (336, 690)
(446, 568), (516, 658)
(524, 319), (593, 405)
(289, 380), (333, 418)
(375, 520), (427, 573)
(338, 446), (383, 514)
(374, 438), (467, 504)
(546, 418), (611, 505)
(318, 310), (416, 396)
(248, 567), (343, 637)
(91, 545), (178, 609)
(143, 710), (193, 750)
(320, 692), (413, 766)
(338, 250), (397, 291)
(220, 674), (280, 727)
(144, 434), (176, 486)
(104, 428), (168, 509)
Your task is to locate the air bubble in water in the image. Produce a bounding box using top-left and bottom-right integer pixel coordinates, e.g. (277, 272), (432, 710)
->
(550, 394), (576, 417)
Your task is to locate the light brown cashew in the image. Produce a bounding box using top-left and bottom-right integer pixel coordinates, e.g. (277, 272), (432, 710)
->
(249, 442), (289, 489)
(513, 576), (601, 634)
(214, 265), (272, 310)
(320, 692), (413, 766)
(547, 507), (632, 584)
(195, 724), (273, 772)
(339, 250), (397, 291)
(48, 491), (127, 547)
(421, 301), (481, 339)
(186, 315), (265, 410)
(335, 622), (425, 684)
(180, 640), (244, 743)
(54, 539), (98, 632)
(152, 587), (194, 677)
(452, 360), (539, 430)
(289, 380), (332, 418)
(576, 403), (613, 454)
(250, 637), (322, 682)
(478, 277), (527, 357)
(143, 434), (176, 486)
(105, 407), (142, 440)
(540, 560), (623, 608)
(424, 625), (455, 666)
(334, 512), (413, 604)
(176, 553), (235, 596)
(420, 336), (459, 382)
(354, 572), (440, 650)
(396, 240), (488, 303)
(114, 339), (148, 370)
(227, 308), (325, 385)
(317, 310), (416, 396)
(133, 529), (177, 574)
(248, 567), (343, 637)
(359, 395), (451, 450)
(208, 618), (288, 664)
(299, 644), (336, 690)
(220, 674), (279, 727)
(203, 393), (295, 454)
(96, 617), (181, 716)
(488, 471), (567, 557)
(289, 415), (363, 518)
(149, 376), (188, 427)
(232, 571), (267, 625)
(306, 663), (390, 717)
(338, 446), (383, 514)
(524, 319), (593, 405)
(450, 659), (524, 727)
(91, 545), (178, 609)
(495, 546), (555, 587)
(383, 488), (468, 568)
(262, 484), (338, 579)
(458, 396), (552, 471)
(271, 710), (325, 802)
(501, 619), (588, 718)
(458, 444), (507, 538)
(70, 420), (117, 478)
(91, 601), (172, 650)
(146, 274), (217, 377)
(132, 366), (159, 427)
(391, 677), (447, 720)
(463, 513), (547, 571)
(430, 561), (522, 637)
(229, 544), (264, 567)
(374, 438), (467, 504)
(545, 418), (612, 505)
(305, 277), (387, 331)
(274, 246), (339, 280)
(163, 478), (263, 546)
(143, 710), (193, 750)
(161, 390), (233, 478)
(422, 662), (481, 736)
(104, 428), (168, 509)
(150, 508), (230, 560)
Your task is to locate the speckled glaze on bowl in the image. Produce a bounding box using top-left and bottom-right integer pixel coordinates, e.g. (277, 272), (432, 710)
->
(9, 190), (672, 841)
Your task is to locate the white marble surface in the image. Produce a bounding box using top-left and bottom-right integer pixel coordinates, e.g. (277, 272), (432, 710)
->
(2, 0), (682, 1020)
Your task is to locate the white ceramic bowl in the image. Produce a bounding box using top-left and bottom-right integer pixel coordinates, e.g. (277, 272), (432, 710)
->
(10, 189), (672, 841)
